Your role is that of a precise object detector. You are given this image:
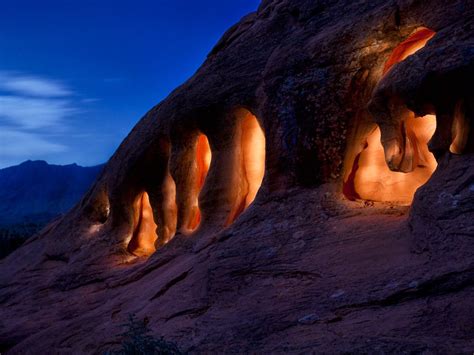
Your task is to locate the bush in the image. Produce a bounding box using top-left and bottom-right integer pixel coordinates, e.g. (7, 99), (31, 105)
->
(108, 314), (183, 355)
(0, 222), (44, 259)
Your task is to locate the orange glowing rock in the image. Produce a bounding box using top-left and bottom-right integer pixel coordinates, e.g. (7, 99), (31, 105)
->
(187, 134), (212, 231)
(383, 28), (436, 75)
(351, 115), (437, 203)
(344, 28), (438, 204)
(227, 110), (266, 224)
(128, 191), (158, 256)
(160, 171), (178, 244)
(196, 134), (212, 189)
(450, 99), (470, 154)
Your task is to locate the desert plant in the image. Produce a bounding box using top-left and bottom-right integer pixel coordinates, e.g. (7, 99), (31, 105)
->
(108, 314), (183, 355)
(0, 222), (45, 259)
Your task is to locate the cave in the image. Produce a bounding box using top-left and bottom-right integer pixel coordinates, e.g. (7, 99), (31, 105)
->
(344, 114), (437, 203)
(226, 109), (266, 224)
(343, 28), (438, 204)
(127, 134), (210, 255)
(187, 134), (212, 231)
(158, 169), (178, 245)
(126, 112), (265, 256)
(127, 191), (158, 256)
(449, 99), (472, 154)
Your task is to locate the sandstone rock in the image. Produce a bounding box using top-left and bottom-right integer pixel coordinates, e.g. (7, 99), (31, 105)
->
(0, 0), (473, 353)
(298, 314), (320, 325)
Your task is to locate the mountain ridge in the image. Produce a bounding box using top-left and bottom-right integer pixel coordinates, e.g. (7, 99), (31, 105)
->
(0, 160), (104, 226)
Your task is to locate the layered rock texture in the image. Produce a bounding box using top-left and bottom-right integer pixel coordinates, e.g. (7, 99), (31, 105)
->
(1, 0), (473, 353)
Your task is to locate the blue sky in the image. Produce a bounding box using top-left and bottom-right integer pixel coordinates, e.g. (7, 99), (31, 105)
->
(0, 0), (260, 168)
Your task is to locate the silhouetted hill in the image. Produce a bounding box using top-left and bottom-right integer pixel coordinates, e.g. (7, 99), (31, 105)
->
(0, 160), (103, 226)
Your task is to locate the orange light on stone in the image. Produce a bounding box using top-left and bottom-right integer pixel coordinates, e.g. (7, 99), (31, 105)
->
(450, 100), (470, 154)
(241, 112), (266, 207)
(227, 110), (266, 224)
(344, 28), (438, 204)
(128, 191), (158, 257)
(196, 134), (212, 189)
(187, 134), (212, 231)
(160, 171), (177, 244)
(350, 115), (437, 203)
(383, 27), (435, 75)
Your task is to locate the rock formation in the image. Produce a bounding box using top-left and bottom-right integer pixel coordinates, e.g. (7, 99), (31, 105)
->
(1, 0), (473, 352)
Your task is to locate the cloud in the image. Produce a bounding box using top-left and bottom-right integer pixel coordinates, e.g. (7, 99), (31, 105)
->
(0, 71), (72, 97)
(81, 98), (101, 103)
(0, 129), (67, 156)
(0, 71), (79, 167)
(0, 96), (75, 129)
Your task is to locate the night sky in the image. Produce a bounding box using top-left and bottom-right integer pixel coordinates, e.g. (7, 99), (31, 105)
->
(0, 0), (260, 168)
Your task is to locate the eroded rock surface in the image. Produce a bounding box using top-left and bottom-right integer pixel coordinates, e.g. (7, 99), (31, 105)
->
(1, 0), (473, 353)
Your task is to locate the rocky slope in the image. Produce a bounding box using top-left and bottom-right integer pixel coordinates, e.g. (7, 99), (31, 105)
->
(0, 0), (473, 353)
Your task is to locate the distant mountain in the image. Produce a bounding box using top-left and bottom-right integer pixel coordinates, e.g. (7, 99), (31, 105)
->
(0, 160), (104, 226)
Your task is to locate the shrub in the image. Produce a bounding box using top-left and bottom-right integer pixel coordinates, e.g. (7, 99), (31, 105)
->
(0, 222), (44, 259)
(109, 314), (183, 355)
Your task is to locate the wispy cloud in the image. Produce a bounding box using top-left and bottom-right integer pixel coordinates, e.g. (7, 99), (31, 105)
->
(0, 71), (72, 97)
(0, 96), (75, 129)
(0, 129), (67, 156)
(0, 71), (78, 167)
(81, 98), (101, 104)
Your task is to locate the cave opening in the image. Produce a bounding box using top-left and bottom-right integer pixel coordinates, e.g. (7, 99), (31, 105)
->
(344, 114), (437, 203)
(343, 28), (438, 204)
(227, 109), (266, 225)
(128, 191), (158, 257)
(450, 99), (471, 154)
(186, 133), (212, 232)
(126, 111), (264, 255)
(158, 170), (177, 245)
(127, 134), (211, 256)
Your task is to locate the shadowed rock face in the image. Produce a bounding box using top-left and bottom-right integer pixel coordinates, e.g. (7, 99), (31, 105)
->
(1, 0), (473, 353)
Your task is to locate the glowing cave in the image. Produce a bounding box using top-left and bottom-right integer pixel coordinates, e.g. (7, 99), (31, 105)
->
(126, 110), (265, 257)
(345, 115), (437, 203)
(158, 170), (178, 245)
(344, 28), (438, 204)
(450, 99), (471, 154)
(227, 109), (266, 224)
(128, 191), (158, 256)
(187, 134), (212, 232)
